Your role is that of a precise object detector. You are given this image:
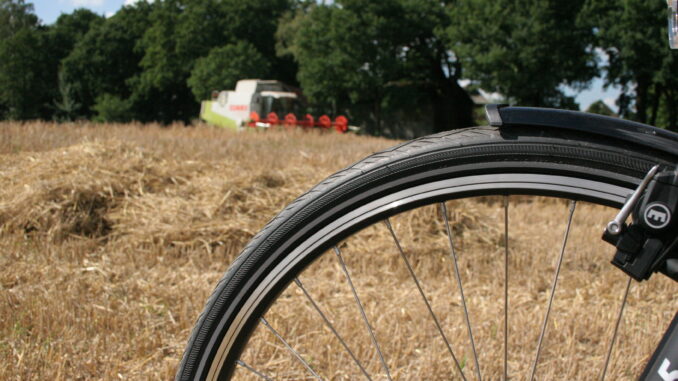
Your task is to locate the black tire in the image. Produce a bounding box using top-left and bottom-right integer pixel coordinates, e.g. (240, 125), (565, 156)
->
(177, 125), (677, 380)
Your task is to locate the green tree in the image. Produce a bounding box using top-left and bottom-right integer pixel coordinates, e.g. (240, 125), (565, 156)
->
(47, 9), (103, 61)
(0, 0), (47, 119)
(0, 3), (102, 121)
(0, 30), (55, 120)
(654, 56), (678, 130)
(92, 93), (133, 123)
(135, 0), (294, 123)
(0, 0), (38, 39)
(582, 0), (678, 129)
(188, 42), (271, 102)
(41, 9), (104, 121)
(447, 0), (596, 108)
(585, 100), (616, 116)
(279, 0), (474, 135)
(51, 71), (81, 121)
(61, 1), (155, 120)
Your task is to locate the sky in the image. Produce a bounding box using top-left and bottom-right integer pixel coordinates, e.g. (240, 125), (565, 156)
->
(32, 0), (144, 22)
(31, 0), (621, 112)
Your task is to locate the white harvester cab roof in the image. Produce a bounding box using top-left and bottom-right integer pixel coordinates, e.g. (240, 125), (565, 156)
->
(260, 91), (298, 99)
(234, 79), (296, 94)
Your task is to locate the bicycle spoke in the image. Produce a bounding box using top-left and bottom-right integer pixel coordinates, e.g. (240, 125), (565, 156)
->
(294, 277), (373, 381)
(383, 219), (468, 381)
(529, 200), (577, 381)
(440, 202), (482, 381)
(600, 277), (632, 381)
(260, 317), (321, 380)
(503, 196), (509, 381)
(334, 246), (393, 381)
(236, 360), (274, 381)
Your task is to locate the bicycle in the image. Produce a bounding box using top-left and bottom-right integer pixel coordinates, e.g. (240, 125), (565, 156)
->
(176, 5), (678, 381)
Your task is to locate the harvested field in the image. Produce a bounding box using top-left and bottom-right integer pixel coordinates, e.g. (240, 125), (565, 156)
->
(0, 122), (394, 380)
(1, 121), (677, 380)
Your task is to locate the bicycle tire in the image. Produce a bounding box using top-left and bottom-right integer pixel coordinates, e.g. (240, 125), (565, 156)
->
(177, 125), (678, 380)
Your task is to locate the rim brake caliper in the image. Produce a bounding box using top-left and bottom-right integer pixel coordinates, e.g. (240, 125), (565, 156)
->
(603, 165), (678, 282)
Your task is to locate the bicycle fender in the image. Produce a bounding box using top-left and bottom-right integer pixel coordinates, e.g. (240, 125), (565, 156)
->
(485, 105), (678, 157)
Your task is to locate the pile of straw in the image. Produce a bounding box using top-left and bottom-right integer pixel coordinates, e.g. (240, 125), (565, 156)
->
(0, 141), (198, 241)
(1, 123), (397, 379)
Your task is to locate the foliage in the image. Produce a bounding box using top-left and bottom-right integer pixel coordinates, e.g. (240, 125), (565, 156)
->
(47, 8), (104, 60)
(2, 0), (678, 135)
(0, 28), (53, 119)
(582, 0), (678, 130)
(42, 9), (103, 119)
(134, 0), (294, 123)
(447, 0), (596, 108)
(0, 0), (44, 119)
(92, 94), (133, 123)
(51, 71), (81, 121)
(585, 100), (616, 117)
(0, 0), (38, 39)
(188, 42), (271, 102)
(61, 2), (154, 119)
(0, 2), (100, 120)
(279, 0), (474, 136)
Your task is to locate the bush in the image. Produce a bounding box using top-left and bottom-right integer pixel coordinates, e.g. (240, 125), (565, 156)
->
(92, 93), (133, 123)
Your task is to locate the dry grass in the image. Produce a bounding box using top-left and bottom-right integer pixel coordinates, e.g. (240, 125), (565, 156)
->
(0, 122), (393, 380)
(240, 200), (678, 380)
(1, 121), (677, 380)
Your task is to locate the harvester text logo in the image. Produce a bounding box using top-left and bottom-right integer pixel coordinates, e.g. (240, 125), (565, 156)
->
(229, 105), (248, 111)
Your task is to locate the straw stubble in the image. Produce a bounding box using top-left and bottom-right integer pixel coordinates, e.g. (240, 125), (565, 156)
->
(1, 122), (676, 380)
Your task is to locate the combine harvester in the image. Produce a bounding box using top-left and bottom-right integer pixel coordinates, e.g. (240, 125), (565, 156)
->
(200, 79), (350, 132)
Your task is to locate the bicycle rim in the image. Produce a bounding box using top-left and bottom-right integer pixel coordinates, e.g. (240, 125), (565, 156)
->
(179, 127), (678, 380)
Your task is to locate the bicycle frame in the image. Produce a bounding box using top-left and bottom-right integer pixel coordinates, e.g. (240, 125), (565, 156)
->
(642, 312), (678, 380)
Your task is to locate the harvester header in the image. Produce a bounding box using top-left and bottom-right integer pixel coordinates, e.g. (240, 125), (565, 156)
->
(200, 79), (349, 132)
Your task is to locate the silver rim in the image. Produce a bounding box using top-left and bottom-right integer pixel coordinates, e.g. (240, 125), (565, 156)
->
(204, 173), (632, 380)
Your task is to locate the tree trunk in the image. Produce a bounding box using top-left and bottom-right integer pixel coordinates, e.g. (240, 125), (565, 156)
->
(649, 83), (662, 127)
(372, 95), (383, 136)
(668, 89), (678, 132)
(635, 78), (649, 124)
(430, 62), (474, 133)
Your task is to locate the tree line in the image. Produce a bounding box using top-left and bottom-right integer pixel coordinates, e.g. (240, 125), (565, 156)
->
(1, 0), (677, 135)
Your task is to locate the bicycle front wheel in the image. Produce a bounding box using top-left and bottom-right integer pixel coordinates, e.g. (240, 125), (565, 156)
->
(177, 125), (678, 380)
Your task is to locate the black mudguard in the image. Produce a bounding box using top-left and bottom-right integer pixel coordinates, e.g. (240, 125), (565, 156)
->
(485, 105), (678, 157)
